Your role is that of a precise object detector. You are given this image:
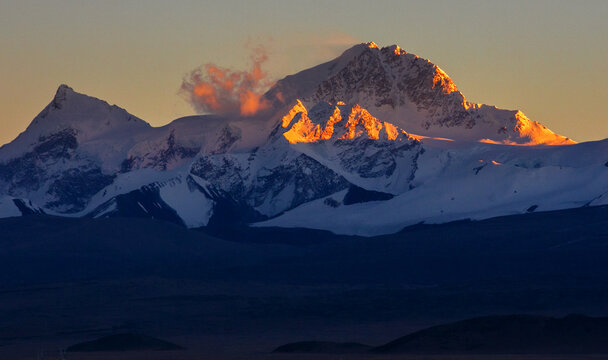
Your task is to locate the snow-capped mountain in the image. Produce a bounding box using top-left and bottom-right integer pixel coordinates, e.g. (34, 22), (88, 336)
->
(0, 42), (604, 235)
(269, 42), (573, 145)
(0, 85), (152, 213)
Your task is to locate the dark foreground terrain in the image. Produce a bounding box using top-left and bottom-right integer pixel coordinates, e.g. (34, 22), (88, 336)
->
(275, 314), (608, 355)
(1, 206), (608, 359)
(374, 314), (608, 354)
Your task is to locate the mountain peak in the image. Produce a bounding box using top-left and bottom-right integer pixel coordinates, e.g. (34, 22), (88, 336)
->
(354, 42), (408, 56)
(56, 83), (74, 94)
(269, 41), (465, 108)
(51, 84), (75, 110)
(31, 85), (150, 130)
(267, 42), (574, 145)
(0, 85), (151, 163)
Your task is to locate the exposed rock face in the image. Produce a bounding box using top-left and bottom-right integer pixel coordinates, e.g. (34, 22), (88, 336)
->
(0, 129), (79, 193)
(190, 150), (349, 218)
(307, 45), (468, 123)
(0, 127), (115, 212)
(121, 131), (200, 172)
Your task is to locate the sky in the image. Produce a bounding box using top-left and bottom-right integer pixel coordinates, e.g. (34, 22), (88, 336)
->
(0, 0), (607, 145)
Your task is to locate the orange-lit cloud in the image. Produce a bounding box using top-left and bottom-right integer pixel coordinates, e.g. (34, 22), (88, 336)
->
(181, 46), (272, 116)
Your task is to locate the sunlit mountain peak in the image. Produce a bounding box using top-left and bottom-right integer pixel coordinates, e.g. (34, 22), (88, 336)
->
(268, 41), (575, 146)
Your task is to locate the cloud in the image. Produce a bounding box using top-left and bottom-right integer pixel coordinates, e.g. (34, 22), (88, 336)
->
(180, 45), (272, 116)
(180, 32), (361, 116)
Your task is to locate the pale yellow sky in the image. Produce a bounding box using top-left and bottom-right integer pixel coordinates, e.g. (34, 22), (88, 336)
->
(1, 0), (607, 145)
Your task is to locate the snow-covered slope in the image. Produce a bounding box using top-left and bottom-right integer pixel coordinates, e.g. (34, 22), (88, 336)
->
(0, 42), (602, 235)
(0, 196), (24, 218)
(258, 139), (608, 235)
(0, 195), (44, 218)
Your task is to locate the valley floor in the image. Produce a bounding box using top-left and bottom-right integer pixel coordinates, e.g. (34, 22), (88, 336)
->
(1, 277), (608, 360)
(1, 206), (608, 359)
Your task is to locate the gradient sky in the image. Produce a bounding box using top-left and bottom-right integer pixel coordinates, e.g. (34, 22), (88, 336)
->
(1, 0), (607, 146)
